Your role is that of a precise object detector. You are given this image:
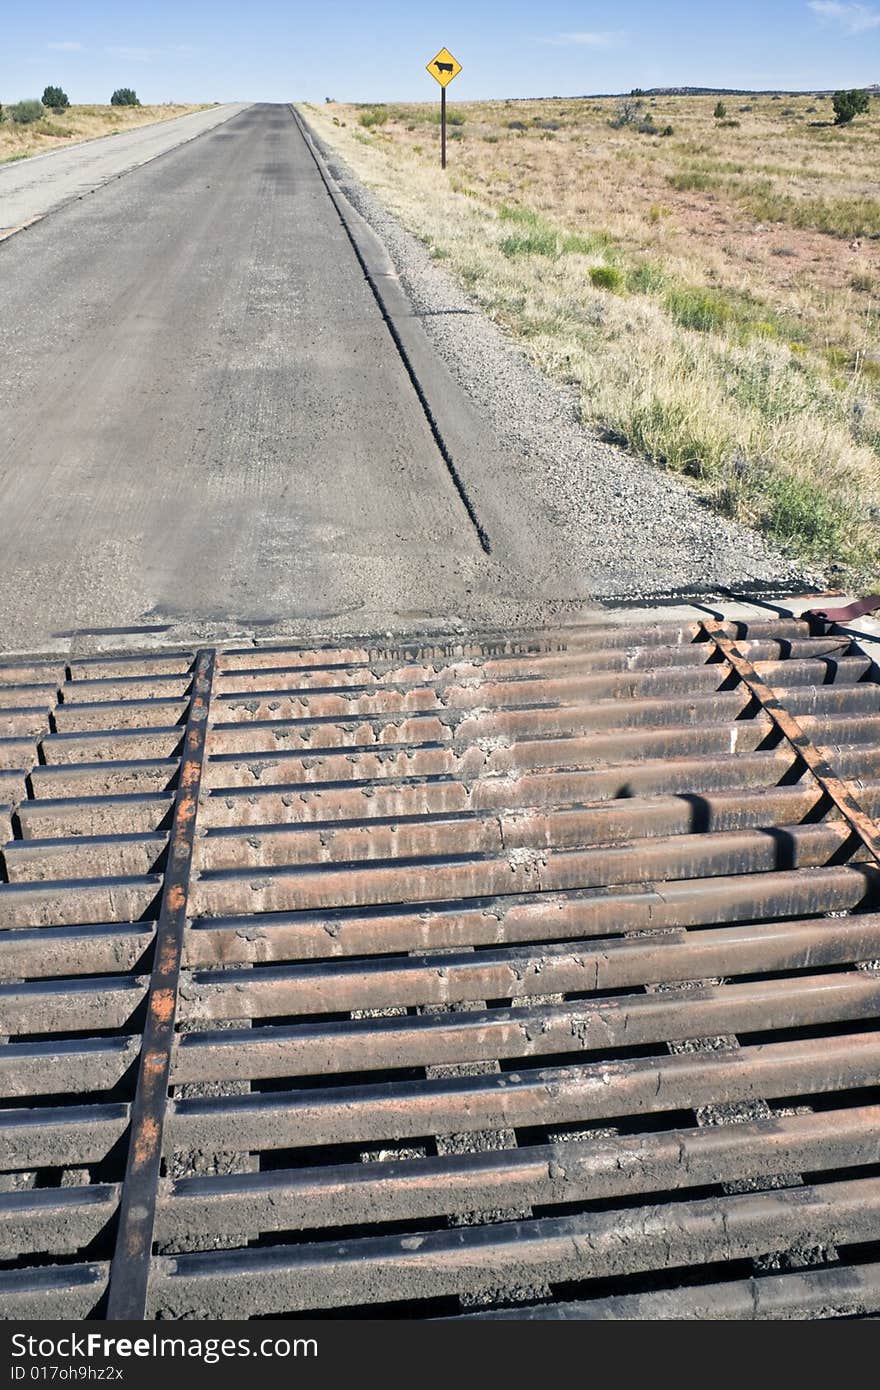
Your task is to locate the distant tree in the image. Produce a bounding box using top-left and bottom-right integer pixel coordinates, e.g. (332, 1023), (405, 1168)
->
(42, 85), (69, 113)
(630, 88), (644, 97)
(714, 100), (727, 118)
(832, 89), (869, 125)
(11, 99), (45, 124)
(110, 88), (140, 107)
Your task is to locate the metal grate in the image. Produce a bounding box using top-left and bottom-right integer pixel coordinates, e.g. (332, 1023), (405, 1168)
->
(2, 615), (880, 1320)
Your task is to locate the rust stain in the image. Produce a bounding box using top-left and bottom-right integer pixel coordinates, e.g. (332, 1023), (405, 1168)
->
(165, 882), (186, 913)
(132, 1114), (160, 1163)
(150, 987), (176, 1024)
(702, 619), (880, 868)
(143, 1051), (166, 1080)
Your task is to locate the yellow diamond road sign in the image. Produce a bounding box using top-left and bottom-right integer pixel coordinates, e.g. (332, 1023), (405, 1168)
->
(427, 48), (462, 88)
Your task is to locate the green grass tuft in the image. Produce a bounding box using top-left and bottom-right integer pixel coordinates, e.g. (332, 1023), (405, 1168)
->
(589, 265), (623, 290)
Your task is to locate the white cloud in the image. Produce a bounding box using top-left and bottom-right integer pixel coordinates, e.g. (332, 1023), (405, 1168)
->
(48, 41), (85, 52)
(807, 2), (880, 32)
(104, 43), (194, 62)
(105, 45), (159, 62)
(541, 31), (627, 49)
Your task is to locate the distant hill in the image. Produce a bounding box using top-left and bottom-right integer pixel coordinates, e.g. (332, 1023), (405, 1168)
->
(503, 84), (873, 102)
(641, 84), (878, 96)
(544, 84), (873, 100)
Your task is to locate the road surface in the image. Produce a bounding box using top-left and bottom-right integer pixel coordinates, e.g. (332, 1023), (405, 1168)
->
(0, 105), (251, 234)
(0, 103), (794, 654)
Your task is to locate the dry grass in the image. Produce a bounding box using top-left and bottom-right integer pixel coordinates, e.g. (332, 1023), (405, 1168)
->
(304, 93), (880, 578)
(0, 104), (212, 163)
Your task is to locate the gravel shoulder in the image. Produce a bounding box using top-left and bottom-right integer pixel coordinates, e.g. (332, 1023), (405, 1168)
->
(0, 104), (251, 233)
(303, 108), (818, 603)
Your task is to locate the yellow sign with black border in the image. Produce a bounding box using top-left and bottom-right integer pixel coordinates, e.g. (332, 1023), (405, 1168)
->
(427, 48), (462, 88)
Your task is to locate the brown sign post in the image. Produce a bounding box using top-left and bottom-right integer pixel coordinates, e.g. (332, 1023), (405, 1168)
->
(426, 47), (462, 169)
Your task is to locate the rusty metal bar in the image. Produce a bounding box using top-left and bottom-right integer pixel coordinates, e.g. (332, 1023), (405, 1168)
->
(456, 1260), (880, 1320)
(172, 971), (880, 1083)
(104, 648), (215, 1322)
(211, 654), (873, 723)
(0, 923), (153, 982)
(0, 1103), (130, 1170)
(0, 1264), (109, 1322)
(702, 619), (880, 867)
(0, 1037), (141, 1098)
(195, 781), (880, 875)
(184, 863), (880, 965)
(145, 1175), (880, 1318)
(5, 613), (880, 1321)
(166, 1029), (880, 1154)
(192, 820), (860, 918)
(4, 1104), (879, 1260)
(176, 915), (880, 1022)
(158, 1103), (880, 1242)
(808, 596), (880, 623)
(213, 635), (855, 696)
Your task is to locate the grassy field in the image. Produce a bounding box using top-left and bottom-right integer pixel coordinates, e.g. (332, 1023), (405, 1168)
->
(304, 92), (880, 580)
(0, 104), (212, 163)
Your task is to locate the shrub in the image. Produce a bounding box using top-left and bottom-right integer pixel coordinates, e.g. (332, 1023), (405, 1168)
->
(626, 261), (668, 293)
(610, 96), (644, 129)
(507, 119), (527, 130)
(501, 228), (557, 257)
(667, 170), (714, 192)
(42, 86), (69, 113)
(832, 89), (869, 126)
(110, 88), (140, 107)
(589, 265), (623, 291)
(714, 101), (727, 119)
(498, 206), (611, 260)
(11, 99), (44, 125)
(665, 285), (734, 333)
(358, 106), (387, 128)
(661, 124), (674, 136)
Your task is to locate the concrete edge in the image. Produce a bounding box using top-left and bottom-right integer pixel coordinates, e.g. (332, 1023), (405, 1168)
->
(0, 593), (854, 666)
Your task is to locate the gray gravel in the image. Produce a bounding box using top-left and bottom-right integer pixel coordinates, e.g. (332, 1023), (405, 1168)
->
(312, 120), (817, 603)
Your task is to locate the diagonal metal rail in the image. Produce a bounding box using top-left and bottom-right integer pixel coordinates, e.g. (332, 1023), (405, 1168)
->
(105, 648), (216, 1320)
(701, 618), (880, 867)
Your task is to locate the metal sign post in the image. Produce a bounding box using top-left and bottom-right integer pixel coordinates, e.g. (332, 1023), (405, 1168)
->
(426, 47), (462, 168)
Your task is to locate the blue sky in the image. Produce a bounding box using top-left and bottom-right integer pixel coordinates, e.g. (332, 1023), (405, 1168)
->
(2, 1), (879, 104)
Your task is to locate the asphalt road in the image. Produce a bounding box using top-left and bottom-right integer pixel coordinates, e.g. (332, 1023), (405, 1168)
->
(0, 104), (502, 650)
(0, 103), (796, 654)
(0, 105), (251, 233)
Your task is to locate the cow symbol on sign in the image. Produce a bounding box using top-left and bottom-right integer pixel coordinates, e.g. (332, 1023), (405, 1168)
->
(426, 47), (462, 88)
